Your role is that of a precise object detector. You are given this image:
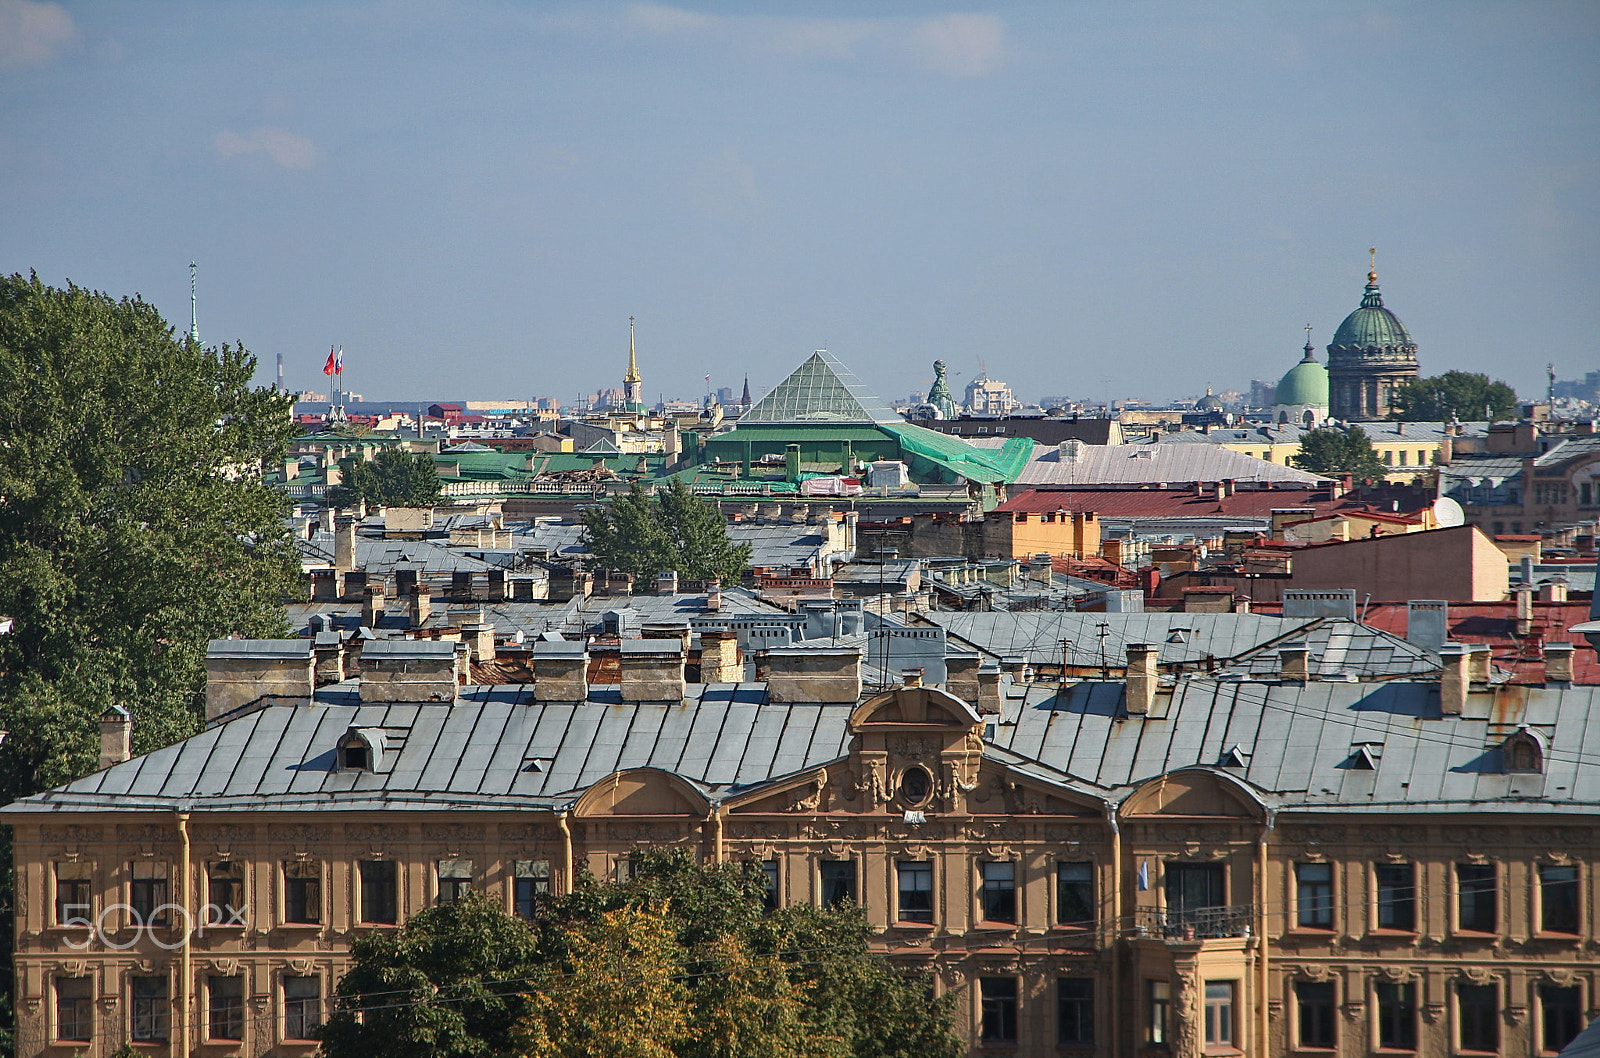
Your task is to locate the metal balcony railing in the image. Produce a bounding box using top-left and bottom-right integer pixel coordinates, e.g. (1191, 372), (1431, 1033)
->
(1134, 905), (1256, 940)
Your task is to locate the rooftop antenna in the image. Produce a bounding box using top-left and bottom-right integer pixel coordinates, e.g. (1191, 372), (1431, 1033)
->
(188, 261), (200, 345)
(1547, 363), (1556, 406)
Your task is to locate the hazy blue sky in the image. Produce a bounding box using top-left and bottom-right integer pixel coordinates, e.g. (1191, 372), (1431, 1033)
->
(2, 1), (1595, 406)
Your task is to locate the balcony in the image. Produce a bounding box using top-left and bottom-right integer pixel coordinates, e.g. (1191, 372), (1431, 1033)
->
(1134, 905), (1256, 941)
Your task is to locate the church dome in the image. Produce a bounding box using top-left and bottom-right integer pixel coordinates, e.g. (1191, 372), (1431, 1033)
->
(1276, 341), (1329, 407)
(1196, 387), (1224, 411)
(1330, 271), (1414, 351)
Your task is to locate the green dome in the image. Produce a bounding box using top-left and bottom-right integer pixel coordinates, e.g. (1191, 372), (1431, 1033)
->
(1331, 274), (1414, 349)
(1276, 342), (1329, 406)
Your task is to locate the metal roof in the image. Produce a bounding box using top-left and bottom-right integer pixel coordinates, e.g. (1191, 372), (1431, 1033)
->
(1014, 441), (1327, 487)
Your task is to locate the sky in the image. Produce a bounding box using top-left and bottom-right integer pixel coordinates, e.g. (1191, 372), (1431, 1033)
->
(2, 0), (1596, 407)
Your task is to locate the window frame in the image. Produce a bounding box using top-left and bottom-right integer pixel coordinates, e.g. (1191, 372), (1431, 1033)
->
(54, 976), (93, 1043)
(1539, 982), (1583, 1054)
(979, 860), (1017, 925)
(436, 859), (473, 906)
(53, 862), (93, 929)
(205, 860), (247, 928)
(1294, 980), (1337, 1050)
(1146, 978), (1171, 1046)
(1203, 980), (1236, 1051)
(513, 859), (551, 921)
(819, 859), (855, 908)
(282, 860), (322, 926)
(129, 860), (170, 929)
(359, 859), (399, 925)
(1056, 976), (1094, 1046)
(130, 975), (170, 1043)
(894, 861), (934, 924)
(1456, 981), (1499, 1054)
(1374, 863), (1417, 933)
(978, 976), (1019, 1043)
(1056, 861), (1095, 928)
(1455, 862), (1498, 934)
(207, 974), (245, 1042)
(1374, 980), (1417, 1051)
(1295, 862), (1334, 930)
(283, 974), (323, 1041)
(1537, 863), (1580, 935)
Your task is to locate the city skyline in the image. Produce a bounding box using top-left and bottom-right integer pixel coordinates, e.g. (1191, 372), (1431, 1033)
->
(2, 0), (1596, 404)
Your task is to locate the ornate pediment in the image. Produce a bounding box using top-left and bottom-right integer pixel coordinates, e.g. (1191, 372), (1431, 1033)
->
(1119, 768), (1266, 820)
(849, 686), (982, 733)
(571, 768), (710, 818)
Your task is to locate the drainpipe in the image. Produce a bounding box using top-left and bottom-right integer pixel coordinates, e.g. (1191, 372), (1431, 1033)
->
(176, 810), (192, 1058)
(710, 805), (725, 864)
(1106, 803), (1123, 1054)
(557, 811), (573, 895)
(1256, 810), (1276, 1058)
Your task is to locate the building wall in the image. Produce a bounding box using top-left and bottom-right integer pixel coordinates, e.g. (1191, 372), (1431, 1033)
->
(1290, 525), (1510, 603)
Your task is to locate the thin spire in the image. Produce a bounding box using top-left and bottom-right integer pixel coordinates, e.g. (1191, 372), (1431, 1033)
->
(624, 316), (640, 383)
(1302, 324), (1316, 361)
(1367, 245), (1378, 284)
(189, 261), (200, 344)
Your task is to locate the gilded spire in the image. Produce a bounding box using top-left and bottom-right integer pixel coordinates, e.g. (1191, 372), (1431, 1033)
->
(624, 315), (640, 384)
(1368, 245), (1378, 285)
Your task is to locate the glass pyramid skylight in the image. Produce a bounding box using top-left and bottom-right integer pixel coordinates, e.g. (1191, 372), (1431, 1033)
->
(739, 351), (903, 425)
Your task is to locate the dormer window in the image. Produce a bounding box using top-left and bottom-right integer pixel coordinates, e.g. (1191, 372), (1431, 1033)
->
(338, 727), (384, 773)
(343, 744), (368, 771)
(1503, 728), (1545, 774)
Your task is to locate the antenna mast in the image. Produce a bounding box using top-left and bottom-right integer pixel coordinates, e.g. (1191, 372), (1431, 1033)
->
(189, 261), (200, 345)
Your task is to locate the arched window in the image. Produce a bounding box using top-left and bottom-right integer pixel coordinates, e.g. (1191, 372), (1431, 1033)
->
(1503, 728), (1544, 774)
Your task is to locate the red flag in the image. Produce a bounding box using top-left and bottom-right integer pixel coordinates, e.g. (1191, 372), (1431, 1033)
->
(323, 346), (337, 375)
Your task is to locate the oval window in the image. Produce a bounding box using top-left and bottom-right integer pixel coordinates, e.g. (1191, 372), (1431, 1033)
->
(899, 766), (932, 806)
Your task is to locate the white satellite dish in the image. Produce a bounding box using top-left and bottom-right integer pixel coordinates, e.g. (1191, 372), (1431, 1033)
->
(1431, 496), (1465, 528)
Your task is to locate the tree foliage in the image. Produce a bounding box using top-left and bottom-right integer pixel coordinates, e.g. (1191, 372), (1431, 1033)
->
(0, 273), (301, 801)
(320, 849), (963, 1058)
(1291, 425), (1389, 481)
(1392, 371), (1518, 422)
(325, 446), (442, 509)
(580, 479), (752, 584)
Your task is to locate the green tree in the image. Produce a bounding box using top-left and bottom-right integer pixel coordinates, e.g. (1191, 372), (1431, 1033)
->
(0, 272), (301, 797)
(1392, 371), (1518, 422)
(325, 446), (442, 508)
(1291, 425), (1389, 481)
(319, 849), (963, 1058)
(580, 479), (751, 584)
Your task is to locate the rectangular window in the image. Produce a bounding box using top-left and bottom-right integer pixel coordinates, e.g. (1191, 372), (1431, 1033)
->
(1382, 450), (1393, 465)
(1398, 450), (1408, 466)
(1204, 981), (1235, 1048)
(1540, 984), (1583, 1053)
(1057, 977), (1094, 1045)
(1539, 864), (1580, 934)
(1166, 862), (1226, 930)
(761, 860), (779, 912)
(1375, 982), (1416, 1050)
(437, 859), (473, 905)
(1147, 979), (1170, 1045)
(1295, 981), (1336, 1049)
(1375, 864), (1416, 931)
(980, 861), (1017, 923)
(1056, 862), (1094, 926)
(208, 976), (244, 1041)
(359, 860), (398, 924)
(54, 977), (92, 1042)
(206, 861), (246, 927)
(1456, 863), (1497, 933)
(1458, 982), (1498, 1052)
(896, 862), (933, 923)
(131, 976), (169, 1042)
(1296, 862), (1333, 929)
(979, 977), (1018, 1042)
(284, 976), (322, 1040)
(54, 862), (92, 928)
(819, 860), (854, 907)
(284, 861), (321, 925)
(513, 859), (550, 921)
(130, 861), (169, 928)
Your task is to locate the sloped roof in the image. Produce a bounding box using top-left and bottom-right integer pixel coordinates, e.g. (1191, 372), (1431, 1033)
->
(1015, 440), (1328, 487)
(739, 351), (902, 425)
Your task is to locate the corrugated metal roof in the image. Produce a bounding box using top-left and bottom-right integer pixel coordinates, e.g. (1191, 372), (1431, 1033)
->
(1014, 440), (1328, 487)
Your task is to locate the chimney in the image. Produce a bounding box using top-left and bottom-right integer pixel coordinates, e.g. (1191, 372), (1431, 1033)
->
(362, 584), (387, 628)
(901, 668), (924, 689)
(944, 651), (982, 704)
(410, 584), (432, 629)
(1468, 643), (1493, 684)
(532, 640), (589, 702)
(334, 515), (358, 574)
(1539, 579), (1568, 603)
(1000, 654), (1030, 683)
(698, 628), (743, 684)
(487, 569), (507, 602)
(976, 661), (1002, 715)
(463, 621), (496, 664)
(1279, 643), (1310, 682)
(1439, 643), (1469, 715)
(608, 572), (634, 596)
(1520, 555), (1535, 587)
(283, 458), (299, 481)
(99, 706), (131, 769)
(358, 640), (458, 702)
(1514, 587), (1534, 636)
(642, 619), (693, 653)
(312, 630), (344, 685)
(656, 569), (679, 595)
(1125, 643), (1159, 715)
(705, 577), (722, 612)
(205, 640), (315, 721)
(763, 647), (863, 703)
(1544, 641), (1575, 684)
(620, 640), (687, 702)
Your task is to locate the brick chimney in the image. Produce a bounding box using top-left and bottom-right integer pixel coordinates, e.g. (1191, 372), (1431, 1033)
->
(1544, 641), (1575, 684)
(463, 621), (496, 664)
(410, 584), (432, 629)
(705, 577), (722, 612)
(99, 706), (131, 770)
(763, 647), (863, 703)
(1468, 643), (1492, 684)
(901, 668), (924, 688)
(976, 661), (1002, 715)
(944, 651), (982, 704)
(532, 640), (589, 702)
(1125, 643), (1159, 716)
(620, 640), (687, 702)
(359, 640), (458, 702)
(334, 515), (358, 574)
(698, 629), (743, 684)
(1539, 579), (1568, 603)
(1515, 586), (1534, 636)
(205, 640), (315, 721)
(312, 631), (344, 685)
(1279, 643), (1310, 682)
(657, 569), (678, 595)
(362, 584), (387, 628)
(1439, 643), (1469, 715)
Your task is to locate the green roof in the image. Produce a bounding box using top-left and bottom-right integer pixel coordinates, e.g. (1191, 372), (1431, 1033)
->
(881, 423), (1033, 484)
(1331, 275), (1414, 350)
(739, 351), (902, 425)
(1275, 345), (1329, 407)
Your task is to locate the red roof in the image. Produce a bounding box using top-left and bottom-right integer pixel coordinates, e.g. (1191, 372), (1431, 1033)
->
(1358, 601), (1598, 684)
(995, 488), (1354, 519)
(1282, 509), (1423, 528)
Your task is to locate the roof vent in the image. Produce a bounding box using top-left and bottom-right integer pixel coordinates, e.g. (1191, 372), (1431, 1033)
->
(1219, 745), (1249, 768)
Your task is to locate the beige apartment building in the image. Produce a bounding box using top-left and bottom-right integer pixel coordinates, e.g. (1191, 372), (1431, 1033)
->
(5, 636), (1597, 1056)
